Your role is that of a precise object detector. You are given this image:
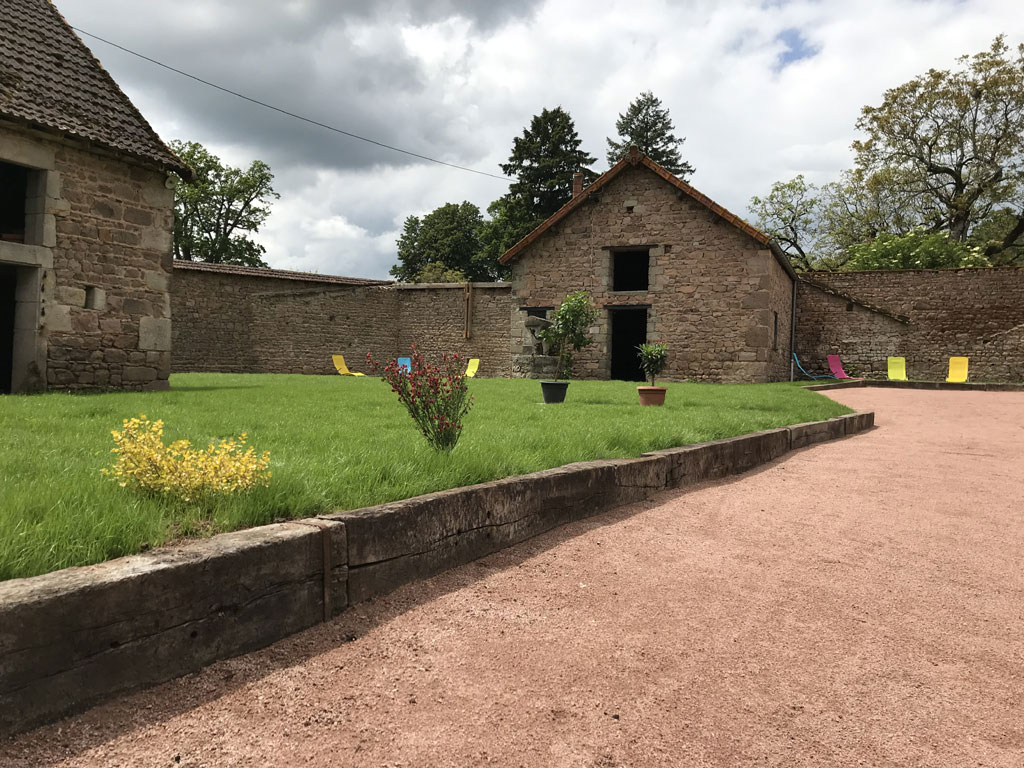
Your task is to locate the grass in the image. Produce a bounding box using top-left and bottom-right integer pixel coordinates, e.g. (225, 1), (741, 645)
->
(0, 374), (851, 581)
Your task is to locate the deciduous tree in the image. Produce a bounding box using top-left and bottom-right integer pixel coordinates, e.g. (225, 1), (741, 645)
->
(853, 36), (1024, 243)
(169, 140), (278, 267)
(390, 202), (495, 282)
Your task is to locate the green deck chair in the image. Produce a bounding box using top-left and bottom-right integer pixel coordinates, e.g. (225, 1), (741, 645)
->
(887, 357), (908, 381)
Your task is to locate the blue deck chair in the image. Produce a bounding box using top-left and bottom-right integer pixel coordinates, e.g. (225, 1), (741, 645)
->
(792, 353), (835, 380)
(397, 356), (411, 373)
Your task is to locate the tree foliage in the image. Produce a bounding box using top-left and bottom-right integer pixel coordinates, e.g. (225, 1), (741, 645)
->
(853, 36), (1024, 245)
(500, 106), (596, 221)
(749, 175), (832, 271)
(606, 91), (694, 179)
(845, 230), (990, 271)
(412, 262), (469, 283)
(169, 140), (278, 267)
(477, 196), (534, 278)
(538, 290), (600, 380)
(968, 207), (1024, 265)
(751, 37), (1024, 270)
(391, 201), (504, 283)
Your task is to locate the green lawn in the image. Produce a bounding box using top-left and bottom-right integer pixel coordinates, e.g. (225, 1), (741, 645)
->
(0, 374), (851, 580)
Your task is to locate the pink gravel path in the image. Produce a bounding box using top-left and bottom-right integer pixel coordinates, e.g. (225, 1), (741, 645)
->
(3, 388), (1023, 767)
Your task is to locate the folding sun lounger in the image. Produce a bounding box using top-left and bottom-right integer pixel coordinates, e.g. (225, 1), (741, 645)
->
(332, 354), (365, 376)
(792, 353), (833, 380)
(946, 356), (969, 383)
(465, 358), (480, 378)
(827, 354), (854, 379)
(397, 357), (411, 373)
(887, 356), (908, 381)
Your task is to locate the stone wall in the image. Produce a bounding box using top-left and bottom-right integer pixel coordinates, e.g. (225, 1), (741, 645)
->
(508, 163), (794, 383)
(795, 268), (1024, 382)
(0, 123), (174, 391)
(767, 251), (795, 381)
(394, 284), (515, 377)
(171, 263), (514, 377)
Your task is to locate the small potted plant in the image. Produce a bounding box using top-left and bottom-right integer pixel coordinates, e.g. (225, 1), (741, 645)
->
(636, 341), (669, 406)
(537, 290), (600, 403)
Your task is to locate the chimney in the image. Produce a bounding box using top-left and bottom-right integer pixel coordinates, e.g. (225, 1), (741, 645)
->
(572, 171), (584, 198)
(628, 144), (640, 164)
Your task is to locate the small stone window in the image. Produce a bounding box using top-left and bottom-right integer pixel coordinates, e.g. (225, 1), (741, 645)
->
(773, 311), (779, 350)
(522, 306), (552, 319)
(85, 286), (105, 310)
(0, 161), (29, 244)
(611, 249), (650, 292)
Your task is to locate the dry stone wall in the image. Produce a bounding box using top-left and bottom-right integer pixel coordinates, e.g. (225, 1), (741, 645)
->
(509, 164), (793, 383)
(795, 268), (1024, 382)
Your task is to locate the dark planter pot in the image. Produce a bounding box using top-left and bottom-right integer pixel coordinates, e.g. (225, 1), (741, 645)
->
(540, 380), (569, 404)
(637, 386), (667, 406)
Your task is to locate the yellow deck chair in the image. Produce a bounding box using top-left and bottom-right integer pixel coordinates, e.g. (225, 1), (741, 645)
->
(332, 354), (365, 376)
(946, 356), (968, 383)
(465, 358), (480, 378)
(887, 356), (908, 381)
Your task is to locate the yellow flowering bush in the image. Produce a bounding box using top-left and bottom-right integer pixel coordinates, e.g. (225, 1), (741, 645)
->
(101, 415), (271, 501)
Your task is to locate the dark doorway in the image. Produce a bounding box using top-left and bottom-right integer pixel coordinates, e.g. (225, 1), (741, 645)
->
(610, 307), (647, 381)
(0, 266), (16, 394)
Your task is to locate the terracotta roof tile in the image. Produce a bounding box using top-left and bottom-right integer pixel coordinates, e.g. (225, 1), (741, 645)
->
(0, 0), (189, 176)
(499, 152), (775, 264)
(173, 260), (392, 286)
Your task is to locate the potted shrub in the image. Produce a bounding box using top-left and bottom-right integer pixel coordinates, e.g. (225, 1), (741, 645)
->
(636, 341), (669, 406)
(537, 290), (600, 403)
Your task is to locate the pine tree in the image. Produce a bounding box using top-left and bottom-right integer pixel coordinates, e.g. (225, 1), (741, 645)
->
(500, 106), (597, 220)
(606, 91), (694, 180)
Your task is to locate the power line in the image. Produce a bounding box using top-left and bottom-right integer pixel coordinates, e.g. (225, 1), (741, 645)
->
(71, 26), (511, 182)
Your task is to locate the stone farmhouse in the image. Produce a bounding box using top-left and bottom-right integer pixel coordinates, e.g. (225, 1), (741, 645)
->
(0, 0), (187, 393)
(502, 147), (796, 382)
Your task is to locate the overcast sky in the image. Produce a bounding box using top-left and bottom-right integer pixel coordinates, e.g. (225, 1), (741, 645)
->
(57, 0), (1023, 279)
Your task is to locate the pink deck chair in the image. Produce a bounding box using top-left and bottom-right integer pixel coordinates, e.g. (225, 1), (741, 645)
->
(826, 355), (853, 379)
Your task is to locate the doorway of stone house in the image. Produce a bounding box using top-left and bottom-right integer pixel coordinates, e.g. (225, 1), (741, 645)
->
(609, 306), (647, 381)
(0, 265), (16, 394)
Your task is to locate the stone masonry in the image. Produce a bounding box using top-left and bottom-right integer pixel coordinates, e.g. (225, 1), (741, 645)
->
(171, 262), (515, 378)
(0, 123), (176, 391)
(505, 159), (795, 383)
(795, 268), (1024, 382)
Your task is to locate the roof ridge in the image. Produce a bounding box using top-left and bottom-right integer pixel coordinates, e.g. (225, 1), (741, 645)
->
(498, 152), (774, 265)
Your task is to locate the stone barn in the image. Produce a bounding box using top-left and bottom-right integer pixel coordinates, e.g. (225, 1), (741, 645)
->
(500, 147), (796, 383)
(0, 0), (188, 393)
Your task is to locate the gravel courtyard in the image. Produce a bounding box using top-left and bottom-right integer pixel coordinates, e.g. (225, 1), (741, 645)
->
(4, 388), (1023, 767)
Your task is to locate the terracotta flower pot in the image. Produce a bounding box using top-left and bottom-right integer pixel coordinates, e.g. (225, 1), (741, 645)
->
(540, 380), (569, 404)
(637, 385), (667, 406)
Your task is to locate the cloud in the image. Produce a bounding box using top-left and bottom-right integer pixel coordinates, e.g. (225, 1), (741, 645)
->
(56, 0), (1024, 279)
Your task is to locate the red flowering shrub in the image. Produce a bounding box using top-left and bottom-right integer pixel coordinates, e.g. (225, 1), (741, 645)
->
(367, 345), (474, 452)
